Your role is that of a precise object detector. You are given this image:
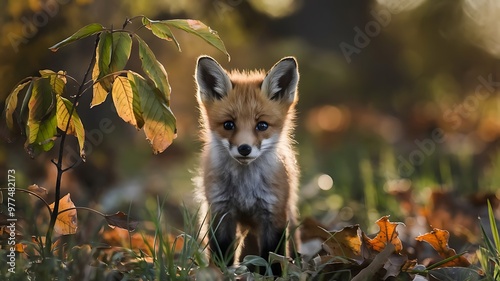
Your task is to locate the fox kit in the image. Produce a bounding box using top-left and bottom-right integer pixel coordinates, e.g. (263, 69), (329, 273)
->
(195, 56), (300, 276)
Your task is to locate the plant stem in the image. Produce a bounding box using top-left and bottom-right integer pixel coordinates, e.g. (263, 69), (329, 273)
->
(44, 36), (100, 257)
(0, 188), (52, 215)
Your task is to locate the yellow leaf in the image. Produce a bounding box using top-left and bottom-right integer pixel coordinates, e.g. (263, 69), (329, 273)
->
(112, 76), (138, 127)
(56, 96), (86, 158)
(91, 42), (110, 107)
(128, 72), (176, 154)
(91, 79), (109, 108)
(49, 194), (78, 236)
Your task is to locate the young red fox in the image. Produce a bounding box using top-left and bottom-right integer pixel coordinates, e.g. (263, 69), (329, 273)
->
(194, 56), (300, 276)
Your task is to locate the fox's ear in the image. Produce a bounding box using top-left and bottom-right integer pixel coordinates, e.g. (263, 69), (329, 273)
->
(195, 56), (232, 101)
(262, 57), (299, 103)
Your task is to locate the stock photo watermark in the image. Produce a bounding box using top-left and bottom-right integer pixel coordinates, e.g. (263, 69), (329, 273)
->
(8, 0), (70, 53)
(212, 0), (244, 20)
(396, 73), (500, 177)
(6, 169), (17, 273)
(339, 2), (412, 63)
(65, 116), (116, 167)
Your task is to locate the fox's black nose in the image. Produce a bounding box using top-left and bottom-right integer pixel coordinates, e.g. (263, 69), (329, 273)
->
(237, 144), (252, 156)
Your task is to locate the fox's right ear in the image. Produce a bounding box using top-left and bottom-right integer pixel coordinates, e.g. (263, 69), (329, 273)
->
(195, 56), (232, 101)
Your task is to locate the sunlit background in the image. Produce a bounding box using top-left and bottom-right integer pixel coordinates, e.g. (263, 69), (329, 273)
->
(1, 0), (500, 234)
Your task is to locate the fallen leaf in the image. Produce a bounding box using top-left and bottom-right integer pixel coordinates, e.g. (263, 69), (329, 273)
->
(415, 228), (471, 268)
(352, 243), (395, 281)
(401, 259), (418, 272)
(104, 211), (139, 231)
(15, 243), (25, 253)
(49, 193), (77, 236)
(383, 253), (408, 279)
(322, 224), (362, 259)
(101, 227), (155, 255)
(28, 184), (48, 195)
(365, 216), (404, 253)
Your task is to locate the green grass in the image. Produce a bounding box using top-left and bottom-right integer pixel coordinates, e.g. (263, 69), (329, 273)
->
(478, 201), (500, 281)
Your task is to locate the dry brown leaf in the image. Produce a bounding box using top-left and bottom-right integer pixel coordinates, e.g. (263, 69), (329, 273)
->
(352, 243), (395, 281)
(365, 216), (404, 253)
(101, 227), (184, 256)
(383, 253), (408, 279)
(104, 211), (138, 231)
(15, 243), (25, 253)
(415, 228), (471, 268)
(322, 224), (362, 259)
(401, 259), (417, 272)
(49, 193), (77, 236)
(28, 184), (48, 195)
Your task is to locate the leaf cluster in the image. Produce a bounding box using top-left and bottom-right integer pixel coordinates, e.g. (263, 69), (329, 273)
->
(3, 16), (229, 157)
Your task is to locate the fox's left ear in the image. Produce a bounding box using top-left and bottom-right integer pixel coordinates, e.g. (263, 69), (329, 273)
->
(262, 57), (299, 104)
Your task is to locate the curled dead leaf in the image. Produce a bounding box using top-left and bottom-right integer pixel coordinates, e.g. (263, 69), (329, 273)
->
(365, 216), (404, 253)
(104, 211), (138, 231)
(415, 228), (471, 268)
(322, 224), (362, 259)
(49, 193), (77, 236)
(28, 184), (48, 195)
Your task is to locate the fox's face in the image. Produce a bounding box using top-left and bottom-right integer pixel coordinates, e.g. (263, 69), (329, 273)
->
(196, 56), (299, 165)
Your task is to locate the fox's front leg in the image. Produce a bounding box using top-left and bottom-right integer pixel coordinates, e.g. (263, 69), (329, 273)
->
(209, 211), (237, 266)
(259, 221), (286, 277)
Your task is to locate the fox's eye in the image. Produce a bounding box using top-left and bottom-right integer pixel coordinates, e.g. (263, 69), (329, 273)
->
(223, 121), (235, 130)
(256, 121), (268, 131)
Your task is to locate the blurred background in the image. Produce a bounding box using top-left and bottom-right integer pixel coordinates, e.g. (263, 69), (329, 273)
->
(1, 0), (499, 238)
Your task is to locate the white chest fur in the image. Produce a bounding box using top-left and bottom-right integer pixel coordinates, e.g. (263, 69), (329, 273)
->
(207, 144), (279, 214)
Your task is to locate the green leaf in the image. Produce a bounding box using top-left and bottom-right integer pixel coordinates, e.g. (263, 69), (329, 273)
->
(109, 32), (132, 72)
(25, 78), (57, 155)
(56, 96), (86, 159)
(28, 78), (55, 121)
(164, 19), (230, 60)
(91, 32), (113, 107)
(142, 17), (181, 51)
(97, 31), (112, 80)
(4, 81), (30, 130)
(112, 75), (143, 128)
(128, 72), (176, 154)
(19, 80), (34, 130)
(39, 70), (67, 96)
(25, 108), (57, 157)
(49, 23), (104, 52)
(135, 35), (171, 104)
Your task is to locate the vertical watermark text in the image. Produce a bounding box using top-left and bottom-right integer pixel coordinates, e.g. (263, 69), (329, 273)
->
(6, 169), (17, 273)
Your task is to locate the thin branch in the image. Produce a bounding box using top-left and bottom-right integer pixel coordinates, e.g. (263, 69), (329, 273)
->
(45, 35), (100, 256)
(57, 206), (105, 217)
(80, 70), (131, 98)
(61, 161), (78, 172)
(122, 17), (132, 29)
(0, 188), (52, 215)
